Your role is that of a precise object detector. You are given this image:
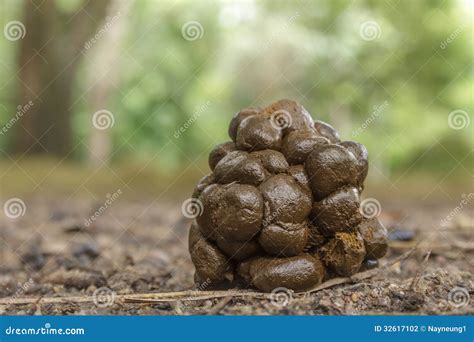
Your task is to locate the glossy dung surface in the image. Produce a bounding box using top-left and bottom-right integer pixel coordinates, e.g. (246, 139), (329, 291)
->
(189, 99), (388, 292)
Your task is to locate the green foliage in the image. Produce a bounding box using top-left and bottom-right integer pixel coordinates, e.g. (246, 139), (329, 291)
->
(0, 0), (472, 176)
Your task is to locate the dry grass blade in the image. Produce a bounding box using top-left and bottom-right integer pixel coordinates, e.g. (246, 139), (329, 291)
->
(410, 250), (431, 291)
(207, 296), (233, 315)
(0, 247), (416, 306)
(303, 246), (417, 294)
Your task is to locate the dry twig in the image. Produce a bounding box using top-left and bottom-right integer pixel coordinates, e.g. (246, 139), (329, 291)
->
(410, 250), (431, 291)
(0, 248), (416, 306)
(207, 296), (233, 315)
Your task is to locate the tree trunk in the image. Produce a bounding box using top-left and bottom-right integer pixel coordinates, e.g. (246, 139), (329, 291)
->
(14, 0), (111, 157)
(87, 0), (131, 166)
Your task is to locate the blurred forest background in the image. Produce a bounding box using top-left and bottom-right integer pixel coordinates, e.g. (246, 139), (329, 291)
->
(0, 0), (472, 200)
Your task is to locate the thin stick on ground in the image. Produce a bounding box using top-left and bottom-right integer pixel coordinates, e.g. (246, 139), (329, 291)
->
(305, 246), (417, 293)
(389, 240), (474, 252)
(0, 248), (416, 306)
(207, 296), (233, 315)
(409, 249), (431, 291)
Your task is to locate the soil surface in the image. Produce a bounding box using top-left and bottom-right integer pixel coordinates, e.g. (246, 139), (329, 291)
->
(0, 195), (472, 315)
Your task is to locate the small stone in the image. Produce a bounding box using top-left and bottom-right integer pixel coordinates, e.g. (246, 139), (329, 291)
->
(388, 228), (415, 241)
(360, 259), (379, 271)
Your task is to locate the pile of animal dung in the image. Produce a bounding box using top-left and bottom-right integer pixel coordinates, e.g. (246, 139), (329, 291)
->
(189, 99), (387, 292)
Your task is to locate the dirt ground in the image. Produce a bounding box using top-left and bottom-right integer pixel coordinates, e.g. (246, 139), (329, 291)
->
(0, 195), (472, 315)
